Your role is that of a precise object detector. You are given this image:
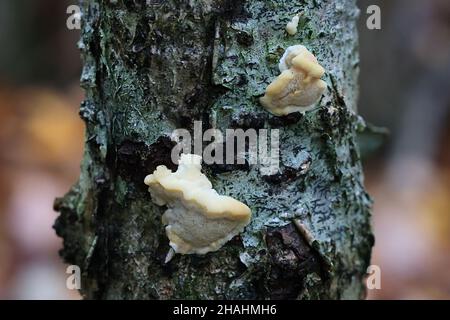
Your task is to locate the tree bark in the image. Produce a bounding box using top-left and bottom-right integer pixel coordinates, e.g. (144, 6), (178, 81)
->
(54, 0), (373, 299)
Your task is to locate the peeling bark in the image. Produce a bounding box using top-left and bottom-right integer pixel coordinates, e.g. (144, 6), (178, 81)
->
(54, 0), (373, 299)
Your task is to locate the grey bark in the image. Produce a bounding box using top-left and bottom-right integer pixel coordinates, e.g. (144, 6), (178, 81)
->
(54, 0), (373, 299)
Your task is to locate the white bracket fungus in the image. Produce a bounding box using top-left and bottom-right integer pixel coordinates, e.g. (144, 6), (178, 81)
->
(286, 14), (300, 35)
(260, 45), (327, 116)
(144, 154), (251, 256)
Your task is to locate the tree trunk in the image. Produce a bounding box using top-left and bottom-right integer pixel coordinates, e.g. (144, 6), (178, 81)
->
(54, 0), (373, 299)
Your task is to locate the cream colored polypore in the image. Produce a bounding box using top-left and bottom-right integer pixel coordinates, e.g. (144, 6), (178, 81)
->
(144, 154), (251, 255)
(260, 45), (327, 116)
(286, 14), (300, 35)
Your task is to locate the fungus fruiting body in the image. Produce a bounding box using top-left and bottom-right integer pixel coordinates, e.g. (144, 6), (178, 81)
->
(260, 45), (327, 116)
(286, 14), (300, 35)
(144, 154), (251, 255)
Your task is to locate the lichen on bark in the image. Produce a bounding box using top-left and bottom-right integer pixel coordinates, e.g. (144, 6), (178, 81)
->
(54, 0), (373, 299)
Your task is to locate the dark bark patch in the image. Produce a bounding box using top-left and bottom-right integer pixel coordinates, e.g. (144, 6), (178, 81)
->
(121, 0), (146, 11)
(116, 136), (176, 187)
(205, 141), (251, 174)
(214, 0), (249, 22)
(262, 166), (299, 184)
(268, 112), (304, 128)
(154, 236), (180, 273)
(264, 223), (322, 299)
(236, 30), (254, 46)
(230, 111), (266, 130)
(53, 190), (86, 266)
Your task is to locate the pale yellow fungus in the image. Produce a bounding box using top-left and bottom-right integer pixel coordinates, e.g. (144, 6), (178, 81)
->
(286, 14), (300, 35)
(260, 45), (327, 116)
(144, 154), (251, 255)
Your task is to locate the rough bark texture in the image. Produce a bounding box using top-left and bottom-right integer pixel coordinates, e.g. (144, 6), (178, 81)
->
(54, 0), (373, 299)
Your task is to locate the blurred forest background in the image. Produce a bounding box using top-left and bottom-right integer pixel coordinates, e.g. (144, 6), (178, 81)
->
(0, 0), (449, 299)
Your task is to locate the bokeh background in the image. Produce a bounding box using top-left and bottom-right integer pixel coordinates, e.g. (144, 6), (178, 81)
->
(0, 0), (449, 299)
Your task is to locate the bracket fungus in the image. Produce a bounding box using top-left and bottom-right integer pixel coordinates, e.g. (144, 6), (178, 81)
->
(286, 14), (300, 35)
(144, 154), (251, 256)
(260, 45), (327, 116)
